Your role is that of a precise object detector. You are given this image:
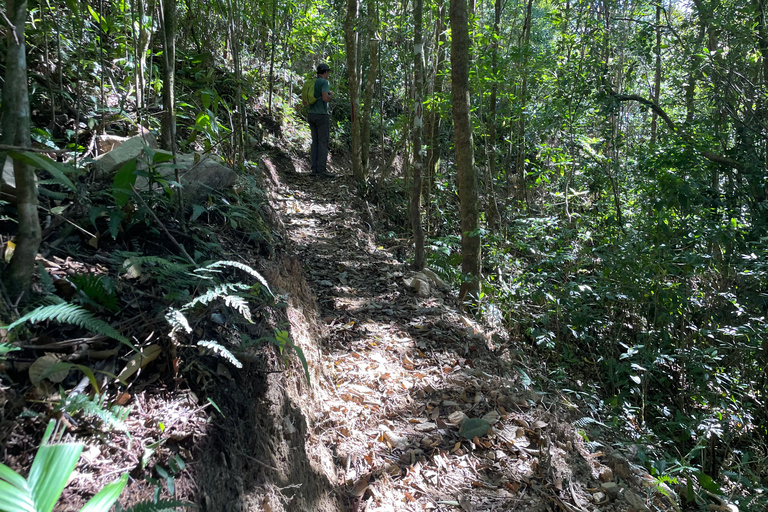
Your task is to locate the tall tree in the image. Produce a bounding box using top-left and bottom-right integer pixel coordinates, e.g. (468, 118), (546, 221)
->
(424, 0), (446, 217)
(485, 0), (502, 230)
(361, 0), (380, 175)
(345, 0), (365, 189)
(410, 0), (426, 269)
(159, 0), (176, 151)
(2, 0), (40, 302)
(451, 0), (481, 299)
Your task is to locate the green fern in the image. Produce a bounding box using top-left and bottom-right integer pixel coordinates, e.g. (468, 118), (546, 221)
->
(37, 262), (57, 295)
(197, 340), (243, 368)
(573, 416), (607, 428)
(181, 283), (253, 322)
(68, 273), (119, 313)
(1, 303), (136, 351)
(120, 499), (192, 512)
(57, 392), (131, 431)
(195, 260), (273, 296)
(115, 252), (194, 283)
(165, 309), (192, 334)
(0, 341), (20, 361)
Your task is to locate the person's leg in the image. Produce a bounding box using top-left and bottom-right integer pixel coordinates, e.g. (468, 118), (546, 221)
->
(316, 114), (330, 173)
(308, 114), (319, 171)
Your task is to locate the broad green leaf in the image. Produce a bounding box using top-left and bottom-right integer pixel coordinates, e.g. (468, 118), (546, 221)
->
(459, 418), (491, 439)
(0, 476), (36, 512)
(8, 151), (77, 191)
(113, 159), (137, 207)
(79, 474), (127, 512)
(28, 421), (83, 512)
(694, 472), (721, 494)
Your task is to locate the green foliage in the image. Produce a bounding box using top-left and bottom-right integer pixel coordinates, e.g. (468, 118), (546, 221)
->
(254, 329), (311, 385)
(55, 393), (131, 432)
(0, 420), (127, 512)
(1, 303), (135, 351)
(196, 340), (243, 369)
(67, 274), (119, 314)
(0, 342), (20, 361)
(119, 499), (191, 512)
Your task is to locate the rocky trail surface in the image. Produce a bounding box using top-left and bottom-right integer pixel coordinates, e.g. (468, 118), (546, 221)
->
(256, 153), (679, 512)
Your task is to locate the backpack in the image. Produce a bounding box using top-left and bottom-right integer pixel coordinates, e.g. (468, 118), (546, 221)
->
(302, 77), (318, 106)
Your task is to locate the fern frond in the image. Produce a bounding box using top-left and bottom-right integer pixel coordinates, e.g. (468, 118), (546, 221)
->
(69, 273), (119, 313)
(123, 499), (192, 512)
(181, 283), (251, 310)
(2, 303), (136, 351)
(58, 393), (131, 431)
(573, 416), (606, 428)
(37, 262), (56, 295)
(197, 340), (243, 368)
(166, 309), (192, 334)
(195, 260), (273, 296)
(222, 294), (253, 323)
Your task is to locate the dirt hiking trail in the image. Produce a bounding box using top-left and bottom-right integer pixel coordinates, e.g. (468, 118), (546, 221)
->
(244, 152), (679, 512)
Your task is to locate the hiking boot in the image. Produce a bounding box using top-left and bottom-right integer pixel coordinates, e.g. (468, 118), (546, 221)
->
(312, 169), (336, 178)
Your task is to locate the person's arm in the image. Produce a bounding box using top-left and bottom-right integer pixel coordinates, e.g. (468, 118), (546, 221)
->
(322, 90), (334, 102)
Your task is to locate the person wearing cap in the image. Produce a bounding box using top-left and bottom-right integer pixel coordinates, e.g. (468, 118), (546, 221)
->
(308, 63), (335, 178)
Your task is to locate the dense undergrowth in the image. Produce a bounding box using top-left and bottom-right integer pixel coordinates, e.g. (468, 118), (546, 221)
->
(413, 146), (768, 510)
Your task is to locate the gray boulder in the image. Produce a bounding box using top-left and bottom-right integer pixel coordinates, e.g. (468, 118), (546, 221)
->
(92, 131), (158, 176)
(136, 151), (237, 204)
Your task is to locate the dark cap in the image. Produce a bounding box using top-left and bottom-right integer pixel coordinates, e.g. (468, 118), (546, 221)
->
(316, 63), (331, 73)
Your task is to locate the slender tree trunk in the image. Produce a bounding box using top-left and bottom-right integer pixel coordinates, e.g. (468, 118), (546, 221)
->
(2, 0), (40, 302)
(485, 0), (502, 230)
(228, 0), (245, 166)
(410, 0), (425, 270)
(361, 0), (380, 175)
(160, 0), (176, 150)
(345, 0), (365, 190)
(650, 2), (661, 144)
(451, 0), (480, 300)
(424, 0), (446, 224)
(514, 0), (533, 210)
(268, 0), (278, 115)
(137, 0), (155, 113)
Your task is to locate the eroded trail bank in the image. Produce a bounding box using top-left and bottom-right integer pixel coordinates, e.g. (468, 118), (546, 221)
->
(261, 153), (679, 512)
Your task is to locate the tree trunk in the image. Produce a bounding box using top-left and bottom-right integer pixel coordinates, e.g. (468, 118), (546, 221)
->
(361, 0), (380, 175)
(485, 0), (502, 230)
(345, 0), (365, 190)
(160, 0), (176, 150)
(514, 0), (533, 211)
(450, 0), (480, 300)
(410, 0), (425, 270)
(650, 2), (661, 144)
(424, 0), (446, 223)
(2, 0), (41, 302)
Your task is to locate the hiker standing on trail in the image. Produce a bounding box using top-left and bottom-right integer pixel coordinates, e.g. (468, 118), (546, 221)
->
(307, 63), (335, 178)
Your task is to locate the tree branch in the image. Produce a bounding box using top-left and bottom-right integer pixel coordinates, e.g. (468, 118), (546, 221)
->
(612, 93), (744, 170)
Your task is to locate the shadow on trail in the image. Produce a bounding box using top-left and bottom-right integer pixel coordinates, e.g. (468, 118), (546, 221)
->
(263, 152), (604, 512)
